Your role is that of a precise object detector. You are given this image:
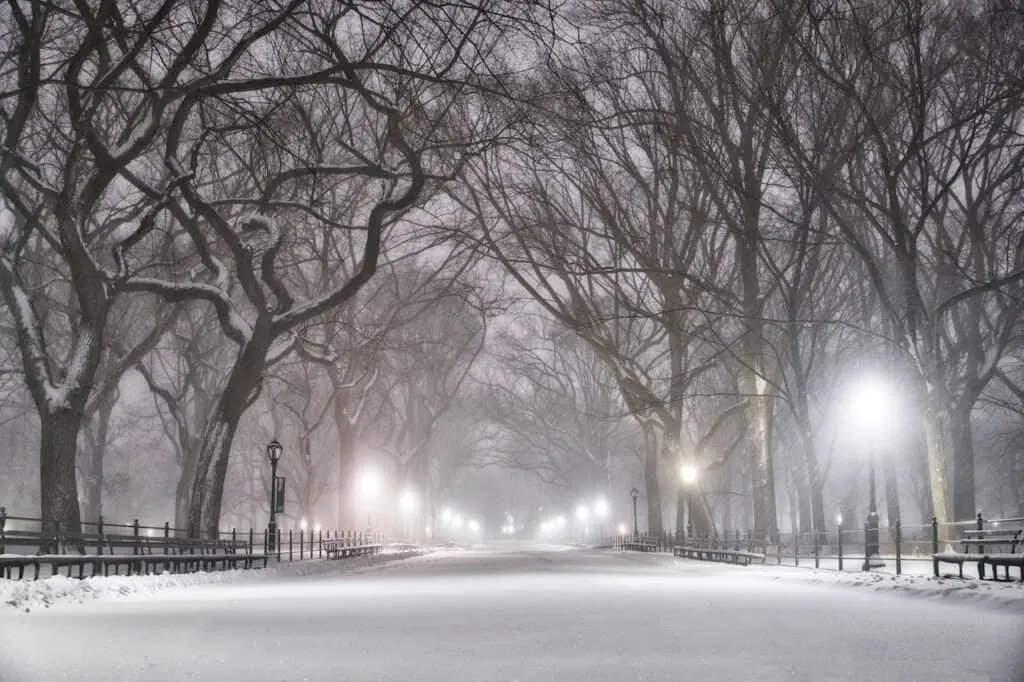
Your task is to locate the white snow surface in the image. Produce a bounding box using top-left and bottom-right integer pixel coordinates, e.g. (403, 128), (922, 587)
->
(0, 544), (1021, 681)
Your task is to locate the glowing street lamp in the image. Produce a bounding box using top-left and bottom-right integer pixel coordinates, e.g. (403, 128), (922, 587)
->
(398, 489), (417, 539)
(359, 469), (380, 528)
(630, 487), (640, 538)
(847, 376), (893, 571)
(680, 464), (699, 485)
(266, 439), (284, 552)
(576, 504), (589, 522)
(594, 498), (609, 540)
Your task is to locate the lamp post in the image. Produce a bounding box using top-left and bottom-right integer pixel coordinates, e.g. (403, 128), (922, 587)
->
(399, 489), (417, 540)
(630, 487), (640, 538)
(680, 463), (699, 540)
(266, 439), (283, 552)
(359, 470), (379, 530)
(594, 498), (609, 541)
(848, 377), (890, 571)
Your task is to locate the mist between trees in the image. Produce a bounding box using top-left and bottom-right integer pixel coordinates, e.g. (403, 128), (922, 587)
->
(0, 0), (1021, 542)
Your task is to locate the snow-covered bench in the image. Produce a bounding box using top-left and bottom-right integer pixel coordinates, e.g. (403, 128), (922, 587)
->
(673, 545), (765, 566)
(933, 528), (1022, 581)
(621, 541), (658, 552)
(323, 539), (382, 560)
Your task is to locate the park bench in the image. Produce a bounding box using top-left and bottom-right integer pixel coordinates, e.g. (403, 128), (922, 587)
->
(621, 540), (658, 552)
(323, 538), (382, 560)
(673, 544), (765, 566)
(933, 527), (1023, 581)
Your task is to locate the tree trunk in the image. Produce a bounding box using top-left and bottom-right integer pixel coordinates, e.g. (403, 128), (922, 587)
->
(174, 445), (199, 535)
(922, 395), (952, 530)
(40, 408), (85, 551)
(79, 398), (113, 528)
(949, 402), (977, 523)
(883, 455), (901, 541)
(797, 426), (826, 543)
(332, 389), (358, 529)
(188, 342), (265, 539)
(643, 427), (662, 534)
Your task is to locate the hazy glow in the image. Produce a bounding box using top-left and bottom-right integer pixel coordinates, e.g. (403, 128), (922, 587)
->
(594, 499), (609, 518)
(399, 489), (417, 514)
(359, 470), (380, 498)
(300, 518), (308, 531)
(617, 523), (628, 535)
(441, 508), (453, 522)
(576, 505), (589, 521)
(680, 464), (699, 485)
(846, 376), (895, 432)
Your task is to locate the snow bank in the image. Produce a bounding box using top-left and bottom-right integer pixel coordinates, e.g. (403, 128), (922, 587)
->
(750, 563), (1024, 611)
(0, 549), (427, 613)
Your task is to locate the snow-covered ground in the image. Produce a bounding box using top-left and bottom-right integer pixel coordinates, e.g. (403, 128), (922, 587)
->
(0, 544), (1021, 681)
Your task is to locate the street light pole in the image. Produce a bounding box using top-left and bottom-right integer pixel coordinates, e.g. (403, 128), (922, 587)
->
(630, 487), (640, 539)
(266, 439), (283, 552)
(863, 453), (883, 570)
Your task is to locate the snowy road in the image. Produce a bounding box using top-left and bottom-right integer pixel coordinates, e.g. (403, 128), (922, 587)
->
(1, 544), (1022, 681)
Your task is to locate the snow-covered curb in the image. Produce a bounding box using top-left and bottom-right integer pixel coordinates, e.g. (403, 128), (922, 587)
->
(750, 564), (1024, 611)
(0, 549), (428, 613)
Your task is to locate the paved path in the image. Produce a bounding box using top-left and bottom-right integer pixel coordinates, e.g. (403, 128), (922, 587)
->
(0, 544), (1020, 681)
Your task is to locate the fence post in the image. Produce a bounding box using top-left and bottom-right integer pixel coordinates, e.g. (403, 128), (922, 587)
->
(164, 521), (170, 544)
(288, 529), (294, 562)
(794, 532), (799, 568)
(837, 519), (844, 572)
(133, 519), (140, 555)
(97, 515), (104, 556)
(276, 528), (282, 562)
(2, 506), (8, 554)
(299, 529), (304, 560)
(813, 530), (820, 569)
(895, 520), (902, 576)
(931, 516), (939, 577)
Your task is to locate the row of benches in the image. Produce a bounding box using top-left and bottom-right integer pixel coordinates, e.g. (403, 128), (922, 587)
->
(0, 529), (267, 580)
(0, 548), (268, 581)
(620, 538), (766, 566)
(672, 545), (766, 566)
(323, 539), (383, 559)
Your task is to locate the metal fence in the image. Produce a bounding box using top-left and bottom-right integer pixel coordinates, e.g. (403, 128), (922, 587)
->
(612, 513), (1023, 578)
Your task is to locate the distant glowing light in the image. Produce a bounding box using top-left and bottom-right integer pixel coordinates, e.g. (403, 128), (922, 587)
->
(300, 518), (308, 531)
(441, 508), (453, 522)
(836, 514), (843, 526)
(617, 523), (628, 535)
(576, 505), (589, 521)
(468, 519), (480, 533)
(556, 515), (566, 527)
(594, 498), (609, 518)
(452, 514), (464, 529)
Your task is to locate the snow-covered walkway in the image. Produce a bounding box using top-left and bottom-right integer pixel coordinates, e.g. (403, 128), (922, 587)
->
(0, 543), (1021, 681)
